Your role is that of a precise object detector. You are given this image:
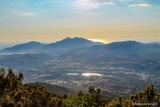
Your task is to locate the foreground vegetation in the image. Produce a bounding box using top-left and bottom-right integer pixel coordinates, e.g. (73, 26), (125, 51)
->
(0, 68), (160, 107)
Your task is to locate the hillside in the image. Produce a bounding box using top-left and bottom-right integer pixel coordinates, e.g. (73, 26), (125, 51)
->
(30, 82), (75, 95)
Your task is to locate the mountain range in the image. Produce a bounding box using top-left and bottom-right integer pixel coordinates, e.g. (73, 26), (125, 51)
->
(0, 37), (160, 57)
(0, 37), (103, 54)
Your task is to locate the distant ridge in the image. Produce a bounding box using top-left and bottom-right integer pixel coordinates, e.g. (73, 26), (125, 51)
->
(106, 41), (142, 48)
(67, 40), (160, 57)
(104, 41), (144, 51)
(1, 41), (45, 53)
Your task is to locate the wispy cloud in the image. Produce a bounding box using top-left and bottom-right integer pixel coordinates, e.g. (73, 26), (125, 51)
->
(21, 12), (36, 16)
(74, 0), (114, 10)
(129, 3), (152, 7)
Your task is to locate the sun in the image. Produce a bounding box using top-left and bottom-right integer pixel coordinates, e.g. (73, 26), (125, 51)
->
(89, 39), (106, 44)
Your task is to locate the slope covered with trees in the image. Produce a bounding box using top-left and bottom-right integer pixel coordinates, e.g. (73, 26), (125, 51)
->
(0, 68), (160, 107)
(0, 68), (63, 107)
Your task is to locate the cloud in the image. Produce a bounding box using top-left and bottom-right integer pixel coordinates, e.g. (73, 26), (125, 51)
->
(129, 3), (152, 7)
(21, 12), (36, 16)
(74, 0), (114, 10)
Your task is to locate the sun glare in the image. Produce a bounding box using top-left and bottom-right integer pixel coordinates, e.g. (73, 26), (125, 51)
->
(82, 73), (103, 77)
(89, 39), (107, 44)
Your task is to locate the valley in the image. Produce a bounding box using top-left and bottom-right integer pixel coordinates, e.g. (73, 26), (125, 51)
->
(0, 37), (160, 98)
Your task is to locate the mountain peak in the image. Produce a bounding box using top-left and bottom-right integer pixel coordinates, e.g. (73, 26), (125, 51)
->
(62, 37), (86, 41)
(44, 37), (103, 51)
(27, 41), (41, 44)
(63, 37), (72, 41)
(73, 37), (85, 39)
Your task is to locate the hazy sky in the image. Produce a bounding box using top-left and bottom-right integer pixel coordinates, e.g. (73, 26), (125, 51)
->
(0, 0), (160, 43)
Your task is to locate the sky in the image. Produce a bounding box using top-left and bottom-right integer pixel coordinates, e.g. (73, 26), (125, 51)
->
(0, 0), (160, 43)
